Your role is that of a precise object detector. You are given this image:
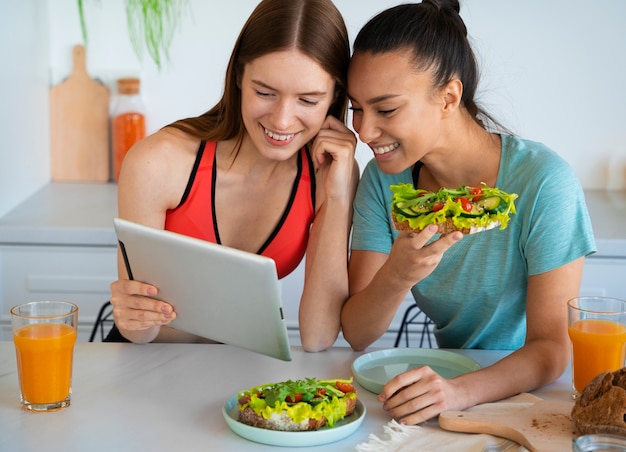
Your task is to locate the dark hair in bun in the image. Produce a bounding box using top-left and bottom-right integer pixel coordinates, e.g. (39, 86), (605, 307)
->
(353, 1), (508, 132)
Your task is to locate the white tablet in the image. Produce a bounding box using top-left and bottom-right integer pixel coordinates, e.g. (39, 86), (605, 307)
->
(113, 218), (292, 361)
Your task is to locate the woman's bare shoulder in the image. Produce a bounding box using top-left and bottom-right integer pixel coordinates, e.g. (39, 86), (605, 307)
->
(129, 127), (199, 161)
(118, 127), (201, 215)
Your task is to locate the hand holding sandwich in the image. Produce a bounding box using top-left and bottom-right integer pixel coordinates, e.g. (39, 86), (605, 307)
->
(385, 225), (462, 291)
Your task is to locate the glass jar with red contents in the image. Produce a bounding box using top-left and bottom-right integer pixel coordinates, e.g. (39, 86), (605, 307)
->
(112, 77), (146, 181)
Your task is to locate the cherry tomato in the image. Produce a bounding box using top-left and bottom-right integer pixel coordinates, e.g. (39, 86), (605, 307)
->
(457, 196), (472, 212)
(286, 394), (302, 403)
(469, 187), (483, 202)
(432, 202), (445, 212)
(336, 381), (355, 393)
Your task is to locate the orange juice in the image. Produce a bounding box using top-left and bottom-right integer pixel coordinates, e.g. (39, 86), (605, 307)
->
(568, 319), (626, 393)
(113, 111), (145, 181)
(14, 323), (77, 404)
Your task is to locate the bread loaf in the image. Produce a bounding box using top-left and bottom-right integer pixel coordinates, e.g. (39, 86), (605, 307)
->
(571, 367), (626, 436)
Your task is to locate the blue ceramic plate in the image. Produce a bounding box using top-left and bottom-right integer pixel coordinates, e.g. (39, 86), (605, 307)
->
(352, 348), (481, 394)
(222, 395), (366, 447)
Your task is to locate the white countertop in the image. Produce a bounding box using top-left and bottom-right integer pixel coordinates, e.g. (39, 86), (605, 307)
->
(0, 342), (573, 452)
(0, 183), (624, 256)
(0, 182), (118, 246)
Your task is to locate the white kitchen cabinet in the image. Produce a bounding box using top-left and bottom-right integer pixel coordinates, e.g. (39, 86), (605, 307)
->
(0, 183), (118, 342)
(0, 245), (117, 341)
(580, 190), (626, 299)
(581, 258), (626, 298)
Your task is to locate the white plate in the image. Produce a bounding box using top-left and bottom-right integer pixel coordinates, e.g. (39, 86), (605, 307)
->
(352, 348), (481, 394)
(222, 395), (366, 447)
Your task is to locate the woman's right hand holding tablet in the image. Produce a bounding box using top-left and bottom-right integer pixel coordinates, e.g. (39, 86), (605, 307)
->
(109, 278), (176, 343)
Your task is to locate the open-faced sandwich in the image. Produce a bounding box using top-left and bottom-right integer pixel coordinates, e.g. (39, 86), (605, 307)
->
(391, 183), (518, 235)
(237, 377), (357, 431)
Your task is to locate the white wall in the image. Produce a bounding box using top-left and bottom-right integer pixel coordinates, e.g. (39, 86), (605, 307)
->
(43, 0), (626, 190)
(0, 0), (50, 218)
(1, 0), (625, 219)
(462, 0), (626, 190)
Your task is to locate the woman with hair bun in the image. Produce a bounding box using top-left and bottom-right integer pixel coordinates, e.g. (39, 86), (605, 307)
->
(343, 0), (595, 424)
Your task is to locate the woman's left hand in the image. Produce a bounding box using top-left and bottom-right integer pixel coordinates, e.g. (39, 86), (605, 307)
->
(377, 366), (464, 425)
(309, 115), (358, 200)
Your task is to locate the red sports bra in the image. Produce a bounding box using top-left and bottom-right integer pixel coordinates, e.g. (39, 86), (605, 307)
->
(164, 141), (316, 279)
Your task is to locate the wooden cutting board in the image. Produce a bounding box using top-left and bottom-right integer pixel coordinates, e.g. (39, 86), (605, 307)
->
(439, 393), (576, 452)
(50, 44), (110, 182)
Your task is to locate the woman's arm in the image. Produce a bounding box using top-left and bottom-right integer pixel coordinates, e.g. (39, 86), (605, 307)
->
(341, 228), (462, 351)
(377, 257), (583, 425)
(109, 129), (197, 343)
(297, 116), (358, 352)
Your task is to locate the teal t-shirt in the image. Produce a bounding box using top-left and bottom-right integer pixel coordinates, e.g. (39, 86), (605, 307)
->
(351, 135), (597, 350)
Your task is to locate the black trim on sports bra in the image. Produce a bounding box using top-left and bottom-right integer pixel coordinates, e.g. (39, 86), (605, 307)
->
(175, 140), (206, 208)
(305, 147), (316, 211)
(412, 161), (423, 188)
(211, 146), (305, 255)
(257, 150), (303, 254)
(211, 146), (221, 244)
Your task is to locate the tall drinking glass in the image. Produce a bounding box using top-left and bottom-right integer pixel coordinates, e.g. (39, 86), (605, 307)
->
(567, 296), (626, 397)
(11, 301), (78, 412)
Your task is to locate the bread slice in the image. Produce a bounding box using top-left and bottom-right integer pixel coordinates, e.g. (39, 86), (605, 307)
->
(392, 214), (500, 235)
(571, 368), (626, 436)
(239, 407), (327, 431)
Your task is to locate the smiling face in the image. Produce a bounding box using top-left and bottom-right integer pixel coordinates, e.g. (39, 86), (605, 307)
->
(348, 50), (447, 174)
(239, 49), (335, 161)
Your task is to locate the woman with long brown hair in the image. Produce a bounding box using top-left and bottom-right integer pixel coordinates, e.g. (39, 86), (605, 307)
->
(109, 0), (359, 351)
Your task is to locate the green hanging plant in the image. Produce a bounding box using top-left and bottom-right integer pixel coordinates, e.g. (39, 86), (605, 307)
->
(77, 0), (91, 45)
(77, 0), (189, 71)
(125, 0), (188, 70)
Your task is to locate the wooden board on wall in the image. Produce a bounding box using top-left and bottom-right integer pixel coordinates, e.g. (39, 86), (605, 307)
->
(50, 44), (110, 182)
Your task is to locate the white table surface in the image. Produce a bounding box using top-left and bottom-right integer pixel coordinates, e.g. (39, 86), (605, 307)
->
(0, 342), (572, 452)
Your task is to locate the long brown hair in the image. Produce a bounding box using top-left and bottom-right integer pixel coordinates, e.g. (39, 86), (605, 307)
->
(168, 0), (350, 146)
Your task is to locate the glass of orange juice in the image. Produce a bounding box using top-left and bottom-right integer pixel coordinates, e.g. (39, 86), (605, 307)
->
(567, 296), (626, 397)
(10, 301), (78, 412)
